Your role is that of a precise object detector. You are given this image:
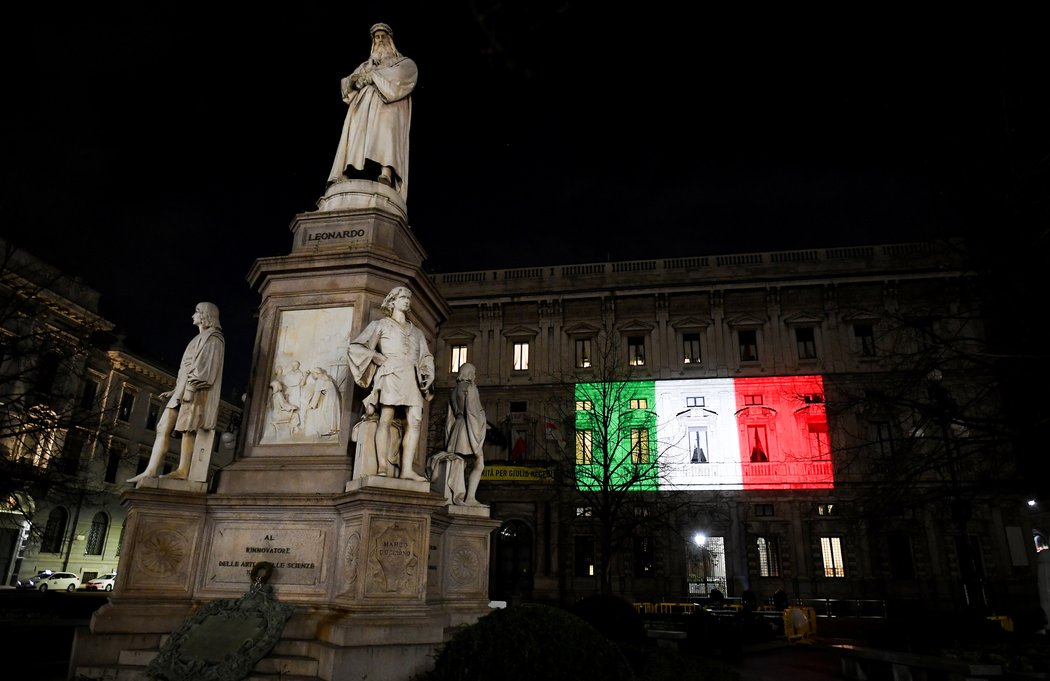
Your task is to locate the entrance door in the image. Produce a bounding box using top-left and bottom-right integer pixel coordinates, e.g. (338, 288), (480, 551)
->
(687, 535), (727, 596)
(492, 520), (533, 602)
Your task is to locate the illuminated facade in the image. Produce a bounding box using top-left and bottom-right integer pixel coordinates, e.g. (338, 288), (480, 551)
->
(427, 240), (1035, 612)
(0, 244), (240, 586)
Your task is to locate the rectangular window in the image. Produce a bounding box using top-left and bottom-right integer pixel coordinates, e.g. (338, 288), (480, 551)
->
(757, 536), (781, 577)
(79, 378), (100, 410)
(510, 401), (527, 412)
(117, 388), (136, 423)
(888, 534), (915, 580)
(683, 333), (701, 364)
(576, 507), (593, 517)
(744, 394), (763, 406)
(629, 398), (648, 410)
(575, 400), (593, 411)
(817, 504), (835, 516)
(854, 324), (876, 357)
(747, 425), (768, 462)
(872, 421), (893, 457)
(627, 336), (646, 366)
(820, 537), (845, 577)
(575, 535), (596, 577)
(630, 428), (650, 463)
(689, 428), (708, 463)
(451, 345), (468, 373)
(576, 429), (593, 464)
(754, 503), (774, 517)
(513, 342), (529, 371)
(738, 329), (758, 362)
(146, 402), (161, 431)
(634, 536), (655, 576)
(104, 444), (123, 483)
(803, 393), (824, 404)
(686, 396), (704, 408)
(60, 430), (86, 475)
(795, 327), (817, 360)
(575, 339), (592, 369)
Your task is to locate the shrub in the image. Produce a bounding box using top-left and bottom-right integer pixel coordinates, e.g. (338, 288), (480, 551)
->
(426, 603), (635, 681)
(570, 593), (647, 645)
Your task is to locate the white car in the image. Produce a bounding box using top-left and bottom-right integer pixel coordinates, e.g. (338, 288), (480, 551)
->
(35, 571), (80, 592)
(84, 572), (117, 592)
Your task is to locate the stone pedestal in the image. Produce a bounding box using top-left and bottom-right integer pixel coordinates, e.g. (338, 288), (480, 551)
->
(71, 197), (492, 681)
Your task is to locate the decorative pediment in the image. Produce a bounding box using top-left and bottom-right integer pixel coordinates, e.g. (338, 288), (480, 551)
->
(726, 314), (766, 328)
(502, 325), (539, 340)
(440, 328), (478, 343)
(670, 316), (712, 330)
(781, 311), (824, 326)
(563, 321), (602, 336)
(616, 319), (655, 333)
(841, 310), (880, 322)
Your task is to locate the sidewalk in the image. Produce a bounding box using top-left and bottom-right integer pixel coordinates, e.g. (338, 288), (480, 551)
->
(727, 640), (845, 681)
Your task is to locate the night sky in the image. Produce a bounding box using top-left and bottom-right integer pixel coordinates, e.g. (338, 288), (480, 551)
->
(2, 3), (1043, 395)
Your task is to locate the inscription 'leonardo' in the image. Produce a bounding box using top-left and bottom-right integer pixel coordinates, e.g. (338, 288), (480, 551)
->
(307, 229), (366, 242)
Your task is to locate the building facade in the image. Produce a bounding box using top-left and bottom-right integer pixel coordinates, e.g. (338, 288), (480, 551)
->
(426, 240), (1036, 615)
(0, 243), (240, 586)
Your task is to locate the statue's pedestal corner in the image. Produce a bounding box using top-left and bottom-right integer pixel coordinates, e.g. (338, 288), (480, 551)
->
(443, 504), (491, 519)
(132, 476), (206, 493)
(345, 474), (431, 494)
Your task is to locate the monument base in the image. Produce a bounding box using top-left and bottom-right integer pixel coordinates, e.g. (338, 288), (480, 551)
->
(71, 479), (499, 681)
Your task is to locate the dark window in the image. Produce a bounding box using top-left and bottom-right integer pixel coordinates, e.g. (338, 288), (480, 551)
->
(748, 425), (768, 462)
(574, 535), (596, 577)
(509, 401), (527, 413)
(60, 430), (86, 475)
(854, 324), (876, 357)
(795, 327), (817, 360)
(754, 503), (774, 517)
(146, 402), (160, 431)
(628, 336), (646, 366)
(686, 396), (704, 408)
(85, 512), (108, 555)
(738, 330), (758, 362)
(104, 445), (123, 483)
(40, 507), (68, 553)
(79, 379), (99, 410)
(117, 389), (135, 422)
(34, 353), (61, 394)
(683, 333), (701, 364)
(575, 339), (592, 368)
(634, 536), (655, 576)
(887, 534), (915, 579)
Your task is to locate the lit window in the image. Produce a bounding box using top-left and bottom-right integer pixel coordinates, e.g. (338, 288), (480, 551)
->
(629, 398), (648, 410)
(628, 336), (646, 366)
(575, 535), (596, 577)
(757, 536), (781, 577)
(117, 388), (136, 422)
(854, 324), (876, 357)
(513, 342), (529, 371)
(575, 339), (592, 368)
(820, 537), (845, 577)
(630, 428), (650, 463)
(576, 507), (593, 517)
(817, 504), (835, 516)
(451, 345), (468, 373)
(686, 396), (704, 408)
(738, 329), (758, 362)
(689, 428), (708, 463)
(683, 333), (701, 364)
(575, 400), (593, 411)
(795, 327), (817, 360)
(576, 430), (593, 464)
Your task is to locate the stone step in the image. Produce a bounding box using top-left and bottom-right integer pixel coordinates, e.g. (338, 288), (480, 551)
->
(255, 653), (320, 676)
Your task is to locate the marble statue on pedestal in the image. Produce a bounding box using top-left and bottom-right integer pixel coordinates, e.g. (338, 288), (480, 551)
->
(347, 286), (433, 481)
(327, 22), (417, 199)
(128, 302), (225, 484)
(428, 363), (487, 506)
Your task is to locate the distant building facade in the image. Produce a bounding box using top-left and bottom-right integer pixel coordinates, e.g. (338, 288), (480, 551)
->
(0, 243), (240, 586)
(427, 240), (1036, 614)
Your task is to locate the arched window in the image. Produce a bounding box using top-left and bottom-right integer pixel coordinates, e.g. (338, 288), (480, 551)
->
(40, 507), (68, 553)
(85, 512), (109, 555)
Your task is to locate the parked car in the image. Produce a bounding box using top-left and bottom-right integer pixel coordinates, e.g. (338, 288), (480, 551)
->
(34, 571), (80, 592)
(84, 572), (117, 591)
(14, 570), (53, 589)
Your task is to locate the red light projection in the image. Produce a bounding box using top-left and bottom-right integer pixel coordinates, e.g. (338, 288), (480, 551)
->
(734, 376), (833, 490)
